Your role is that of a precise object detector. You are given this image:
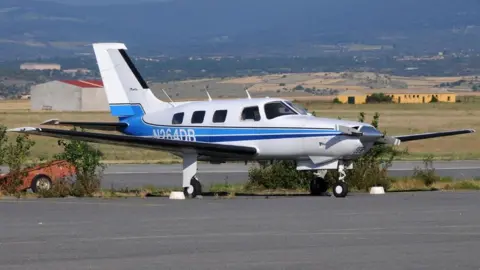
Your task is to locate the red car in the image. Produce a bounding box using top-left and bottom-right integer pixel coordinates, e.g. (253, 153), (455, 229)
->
(0, 160), (76, 193)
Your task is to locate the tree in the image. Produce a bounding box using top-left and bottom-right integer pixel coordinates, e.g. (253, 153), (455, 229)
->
(366, 93), (393, 103)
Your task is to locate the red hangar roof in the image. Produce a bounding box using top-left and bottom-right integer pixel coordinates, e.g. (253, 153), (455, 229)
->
(59, 80), (104, 88)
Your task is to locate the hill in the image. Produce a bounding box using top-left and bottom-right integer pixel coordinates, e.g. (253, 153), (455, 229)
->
(1, 0), (480, 59)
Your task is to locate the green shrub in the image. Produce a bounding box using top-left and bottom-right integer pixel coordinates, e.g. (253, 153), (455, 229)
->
(0, 125), (36, 196)
(366, 93), (393, 103)
(412, 154), (439, 187)
(246, 160), (314, 190)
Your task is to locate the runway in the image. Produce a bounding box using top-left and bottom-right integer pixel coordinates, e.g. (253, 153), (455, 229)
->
(1, 191), (480, 269)
(100, 160), (480, 189)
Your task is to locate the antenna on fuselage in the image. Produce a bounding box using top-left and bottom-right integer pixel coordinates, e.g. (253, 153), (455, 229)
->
(161, 88), (176, 107)
(244, 84), (252, 99)
(204, 85), (212, 101)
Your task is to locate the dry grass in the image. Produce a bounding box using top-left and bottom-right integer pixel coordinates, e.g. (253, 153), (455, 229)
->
(0, 100), (30, 111)
(389, 178), (480, 191)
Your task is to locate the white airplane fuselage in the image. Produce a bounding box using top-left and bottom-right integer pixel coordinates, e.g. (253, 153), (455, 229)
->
(115, 97), (379, 163)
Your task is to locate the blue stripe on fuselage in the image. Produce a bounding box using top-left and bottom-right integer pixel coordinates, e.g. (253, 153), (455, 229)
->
(109, 104), (145, 117)
(117, 114), (341, 143)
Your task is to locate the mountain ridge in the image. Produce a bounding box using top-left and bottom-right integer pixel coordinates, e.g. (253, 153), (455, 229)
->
(1, 0), (479, 59)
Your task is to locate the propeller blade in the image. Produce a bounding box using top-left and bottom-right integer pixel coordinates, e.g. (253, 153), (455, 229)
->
(375, 136), (401, 146)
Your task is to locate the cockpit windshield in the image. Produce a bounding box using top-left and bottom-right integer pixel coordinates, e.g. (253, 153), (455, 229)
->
(264, 101), (297, 119)
(284, 101), (308, 115)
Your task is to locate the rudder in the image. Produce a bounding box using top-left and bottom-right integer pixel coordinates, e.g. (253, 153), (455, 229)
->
(92, 43), (169, 118)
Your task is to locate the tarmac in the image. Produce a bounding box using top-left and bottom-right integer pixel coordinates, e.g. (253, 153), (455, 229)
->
(1, 191), (480, 269)
(99, 160), (480, 189)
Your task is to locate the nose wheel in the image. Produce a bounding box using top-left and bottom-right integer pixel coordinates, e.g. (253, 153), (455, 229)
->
(333, 164), (348, 198)
(333, 181), (348, 198)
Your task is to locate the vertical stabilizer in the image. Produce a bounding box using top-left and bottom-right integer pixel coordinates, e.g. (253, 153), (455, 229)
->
(92, 43), (169, 118)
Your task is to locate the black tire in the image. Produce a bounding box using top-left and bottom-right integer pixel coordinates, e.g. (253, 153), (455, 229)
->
(310, 177), (329, 196)
(332, 181), (348, 198)
(183, 176), (203, 198)
(31, 175), (52, 193)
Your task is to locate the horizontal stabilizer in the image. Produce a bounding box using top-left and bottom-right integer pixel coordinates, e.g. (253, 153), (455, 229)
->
(7, 127), (258, 158)
(41, 119), (128, 131)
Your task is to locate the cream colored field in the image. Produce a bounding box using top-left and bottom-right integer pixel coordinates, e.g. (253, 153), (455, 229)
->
(213, 72), (478, 96)
(1, 100), (479, 162)
(0, 100), (30, 111)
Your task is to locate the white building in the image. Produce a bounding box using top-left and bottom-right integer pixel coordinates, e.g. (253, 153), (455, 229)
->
(20, 63), (61, 71)
(30, 80), (109, 111)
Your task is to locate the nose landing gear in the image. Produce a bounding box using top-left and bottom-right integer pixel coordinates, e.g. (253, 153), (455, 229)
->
(309, 162), (350, 198)
(332, 164), (348, 198)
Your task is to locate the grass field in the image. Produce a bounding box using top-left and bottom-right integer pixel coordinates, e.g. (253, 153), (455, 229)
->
(1, 99), (479, 162)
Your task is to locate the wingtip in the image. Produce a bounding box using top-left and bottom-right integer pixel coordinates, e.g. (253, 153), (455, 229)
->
(41, 118), (60, 125)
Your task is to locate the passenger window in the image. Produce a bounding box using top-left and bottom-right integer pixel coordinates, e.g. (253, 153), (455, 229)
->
(172, 112), (184, 124)
(191, 111), (205, 124)
(213, 110), (227, 123)
(241, 106), (261, 121)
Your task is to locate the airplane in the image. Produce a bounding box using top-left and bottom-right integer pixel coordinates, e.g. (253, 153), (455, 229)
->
(7, 43), (476, 198)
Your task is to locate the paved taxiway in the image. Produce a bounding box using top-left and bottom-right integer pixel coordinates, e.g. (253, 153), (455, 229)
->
(100, 160), (480, 189)
(1, 191), (480, 269)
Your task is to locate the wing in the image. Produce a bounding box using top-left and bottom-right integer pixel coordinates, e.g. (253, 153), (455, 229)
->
(7, 127), (258, 158)
(375, 129), (475, 145)
(41, 119), (128, 132)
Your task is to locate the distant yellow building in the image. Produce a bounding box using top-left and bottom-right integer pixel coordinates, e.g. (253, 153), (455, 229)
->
(336, 90), (456, 104)
(336, 90), (367, 104)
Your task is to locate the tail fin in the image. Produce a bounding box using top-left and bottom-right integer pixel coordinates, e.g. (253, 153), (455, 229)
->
(92, 43), (170, 119)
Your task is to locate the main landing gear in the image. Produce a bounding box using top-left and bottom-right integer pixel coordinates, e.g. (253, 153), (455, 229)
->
(309, 164), (349, 198)
(182, 153), (203, 198)
(184, 175), (202, 198)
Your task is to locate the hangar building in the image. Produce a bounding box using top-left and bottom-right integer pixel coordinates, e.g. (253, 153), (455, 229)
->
(30, 80), (109, 111)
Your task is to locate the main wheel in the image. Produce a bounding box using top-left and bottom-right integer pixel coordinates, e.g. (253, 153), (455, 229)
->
(31, 175), (52, 193)
(183, 176), (202, 198)
(332, 181), (348, 198)
(310, 177), (329, 196)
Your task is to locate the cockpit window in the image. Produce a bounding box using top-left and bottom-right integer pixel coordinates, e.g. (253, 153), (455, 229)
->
(284, 101), (308, 115)
(264, 101), (297, 119)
